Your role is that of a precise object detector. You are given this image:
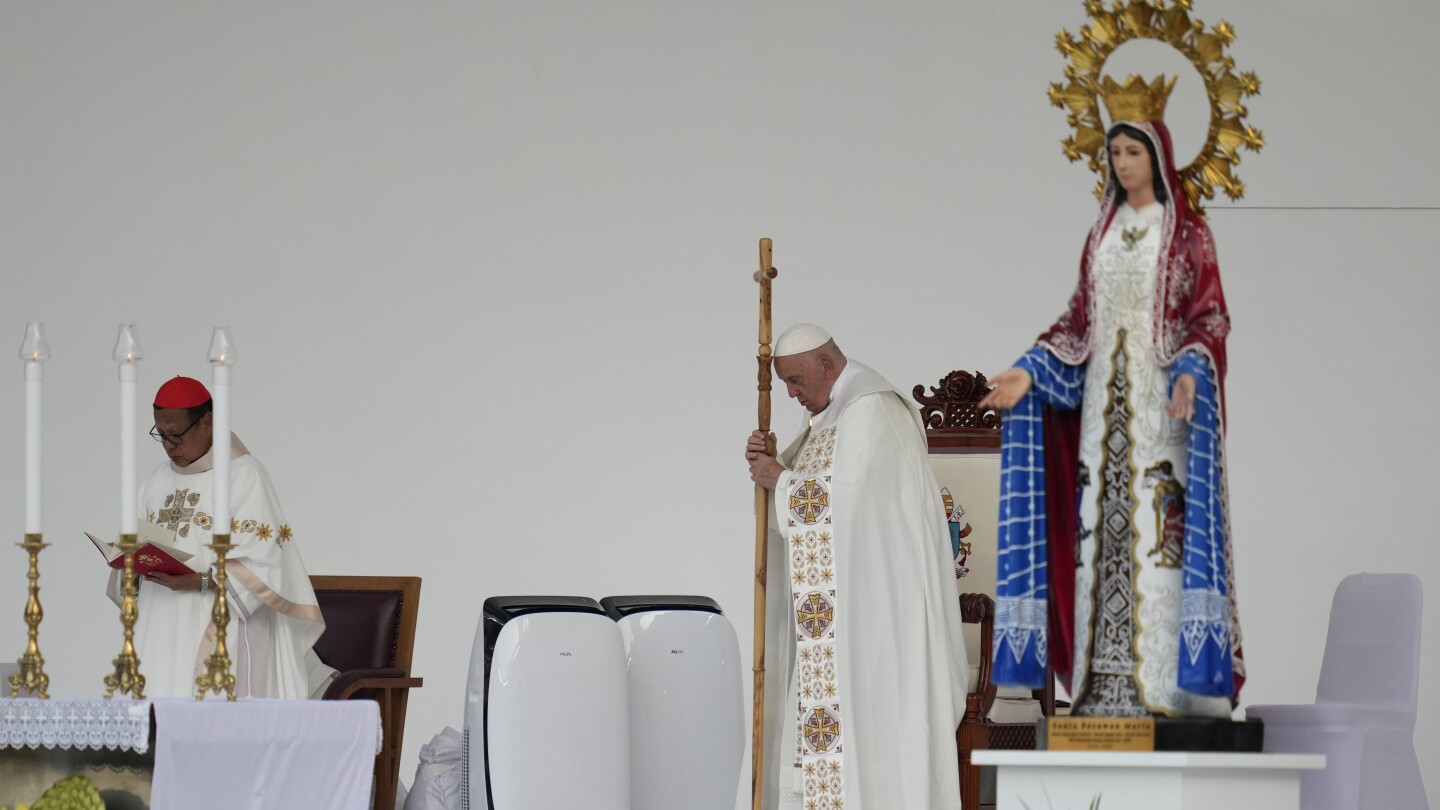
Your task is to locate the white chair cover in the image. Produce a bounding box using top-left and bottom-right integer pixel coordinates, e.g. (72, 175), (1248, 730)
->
(1246, 572), (1427, 810)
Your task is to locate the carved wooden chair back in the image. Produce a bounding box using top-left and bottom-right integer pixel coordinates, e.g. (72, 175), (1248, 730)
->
(914, 370), (1056, 810)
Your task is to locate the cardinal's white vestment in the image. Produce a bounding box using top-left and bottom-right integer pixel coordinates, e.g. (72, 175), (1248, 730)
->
(109, 435), (327, 698)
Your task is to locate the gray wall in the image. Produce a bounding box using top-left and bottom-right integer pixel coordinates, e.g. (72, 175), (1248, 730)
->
(3, 1), (1436, 804)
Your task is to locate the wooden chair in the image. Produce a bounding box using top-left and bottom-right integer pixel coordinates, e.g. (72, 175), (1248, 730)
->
(914, 370), (1057, 810)
(311, 575), (424, 810)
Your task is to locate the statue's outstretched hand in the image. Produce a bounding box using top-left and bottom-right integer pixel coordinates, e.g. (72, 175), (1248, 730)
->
(1166, 373), (1196, 422)
(978, 368), (1033, 411)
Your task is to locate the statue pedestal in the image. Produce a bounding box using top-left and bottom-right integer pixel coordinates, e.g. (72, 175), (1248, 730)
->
(973, 750), (1324, 810)
(1155, 717), (1265, 751)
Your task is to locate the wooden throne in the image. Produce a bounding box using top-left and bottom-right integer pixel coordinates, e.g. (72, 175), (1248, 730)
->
(914, 369), (1058, 810)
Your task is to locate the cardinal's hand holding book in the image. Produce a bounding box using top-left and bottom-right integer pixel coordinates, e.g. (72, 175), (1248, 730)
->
(145, 570), (206, 591)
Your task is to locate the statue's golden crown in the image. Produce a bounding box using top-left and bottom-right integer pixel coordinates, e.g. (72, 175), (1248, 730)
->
(1100, 74), (1176, 124)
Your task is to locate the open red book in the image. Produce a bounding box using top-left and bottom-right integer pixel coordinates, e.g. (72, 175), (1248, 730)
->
(87, 525), (196, 577)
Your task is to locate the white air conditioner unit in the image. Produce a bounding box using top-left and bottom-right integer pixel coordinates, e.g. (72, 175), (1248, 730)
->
(462, 596), (630, 810)
(601, 595), (744, 810)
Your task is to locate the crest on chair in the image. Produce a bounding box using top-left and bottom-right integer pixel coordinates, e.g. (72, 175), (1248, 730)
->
(942, 487), (974, 579)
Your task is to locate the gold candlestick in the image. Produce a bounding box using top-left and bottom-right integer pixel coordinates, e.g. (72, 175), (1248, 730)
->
(103, 533), (146, 699)
(9, 532), (51, 698)
(195, 532), (236, 700)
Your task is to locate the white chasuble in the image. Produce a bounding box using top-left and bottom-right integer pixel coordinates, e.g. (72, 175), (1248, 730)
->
(108, 434), (328, 699)
(1070, 203), (1230, 719)
(761, 361), (967, 810)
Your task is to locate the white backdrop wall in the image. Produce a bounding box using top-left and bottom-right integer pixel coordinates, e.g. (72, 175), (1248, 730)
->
(2, 1), (1437, 805)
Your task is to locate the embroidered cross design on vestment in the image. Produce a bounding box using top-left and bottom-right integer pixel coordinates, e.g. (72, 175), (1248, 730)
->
(156, 489), (197, 531)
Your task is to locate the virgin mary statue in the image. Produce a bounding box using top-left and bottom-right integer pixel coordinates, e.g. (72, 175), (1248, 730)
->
(979, 75), (1245, 718)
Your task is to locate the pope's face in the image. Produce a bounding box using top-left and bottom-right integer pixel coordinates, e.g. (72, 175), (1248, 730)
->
(1109, 132), (1154, 199)
(775, 353), (837, 415)
(153, 408), (214, 467)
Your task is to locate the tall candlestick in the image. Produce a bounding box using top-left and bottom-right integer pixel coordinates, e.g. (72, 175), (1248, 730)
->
(208, 328), (236, 534)
(13, 322), (52, 698)
(198, 327), (239, 700)
(19, 323), (49, 535)
(113, 326), (143, 536)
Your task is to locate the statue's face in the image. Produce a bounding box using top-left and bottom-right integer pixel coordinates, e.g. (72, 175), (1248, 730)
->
(1109, 132), (1154, 199)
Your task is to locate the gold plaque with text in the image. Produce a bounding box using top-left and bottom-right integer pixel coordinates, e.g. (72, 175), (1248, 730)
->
(1039, 717), (1156, 751)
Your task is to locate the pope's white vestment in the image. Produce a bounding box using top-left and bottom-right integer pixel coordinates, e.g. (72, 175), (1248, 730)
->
(762, 360), (967, 810)
(108, 434), (327, 698)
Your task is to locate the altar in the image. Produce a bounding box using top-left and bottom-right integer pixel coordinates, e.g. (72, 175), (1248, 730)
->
(973, 749), (1326, 810)
(0, 697), (380, 810)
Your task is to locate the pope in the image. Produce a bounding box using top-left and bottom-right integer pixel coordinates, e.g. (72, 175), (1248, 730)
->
(744, 324), (968, 810)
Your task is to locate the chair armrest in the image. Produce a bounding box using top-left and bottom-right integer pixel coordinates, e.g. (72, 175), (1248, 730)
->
(323, 667), (423, 701)
(959, 592), (994, 624)
(958, 592), (997, 717)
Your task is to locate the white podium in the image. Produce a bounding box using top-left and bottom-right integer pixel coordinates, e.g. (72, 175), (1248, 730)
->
(973, 750), (1325, 810)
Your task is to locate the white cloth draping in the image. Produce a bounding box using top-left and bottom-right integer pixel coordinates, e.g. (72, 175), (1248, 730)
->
(151, 698), (380, 810)
(403, 727), (463, 810)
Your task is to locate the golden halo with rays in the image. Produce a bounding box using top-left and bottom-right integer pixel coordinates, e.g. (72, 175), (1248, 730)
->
(1048, 0), (1264, 215)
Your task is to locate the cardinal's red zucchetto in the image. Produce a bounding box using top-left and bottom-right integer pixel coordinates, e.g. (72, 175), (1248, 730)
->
(153, 376), (211, 409)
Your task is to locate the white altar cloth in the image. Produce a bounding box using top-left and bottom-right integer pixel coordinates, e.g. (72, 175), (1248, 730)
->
(151, 697), (380, 810)
(973, 750), (1326, 810)
(0, 697), (151, 752)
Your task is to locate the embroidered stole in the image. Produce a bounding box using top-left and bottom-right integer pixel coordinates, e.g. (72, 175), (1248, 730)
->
(784, 424), (845, 807)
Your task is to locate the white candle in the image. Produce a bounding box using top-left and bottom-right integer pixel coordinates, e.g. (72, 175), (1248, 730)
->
(24, 360), (42, 534)
(120, 362), (136, 534)
(208, 328), (235, 536)
(114, 325), (143, 536)
(19, 322), (49, 535)
(212, 364), (230, 534)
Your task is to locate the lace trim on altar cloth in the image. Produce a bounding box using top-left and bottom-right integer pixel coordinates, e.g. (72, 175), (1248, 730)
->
(0, 697), (151, 753)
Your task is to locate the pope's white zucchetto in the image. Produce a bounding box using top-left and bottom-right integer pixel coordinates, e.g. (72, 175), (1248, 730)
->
(774, 323), (832, 357)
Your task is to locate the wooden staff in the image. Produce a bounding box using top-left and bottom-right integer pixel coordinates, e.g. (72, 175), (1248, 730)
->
(752, 237), (777, 810)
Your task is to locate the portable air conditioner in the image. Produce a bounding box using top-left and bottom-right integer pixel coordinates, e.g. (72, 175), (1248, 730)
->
(601, 595), (744, 810)
(462, 596), (630, 810)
